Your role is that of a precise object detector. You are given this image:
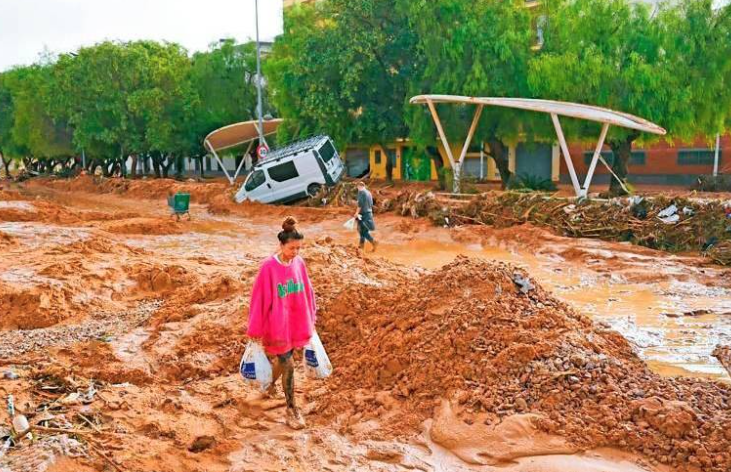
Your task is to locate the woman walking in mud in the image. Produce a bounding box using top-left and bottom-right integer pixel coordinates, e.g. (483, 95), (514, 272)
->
(246, 216), (317, 430)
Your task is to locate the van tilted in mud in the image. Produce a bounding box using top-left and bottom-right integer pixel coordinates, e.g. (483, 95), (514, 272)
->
(235, 136), (345, 204)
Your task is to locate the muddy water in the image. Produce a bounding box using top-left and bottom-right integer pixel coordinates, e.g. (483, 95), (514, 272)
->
(27, 190), (731, 380)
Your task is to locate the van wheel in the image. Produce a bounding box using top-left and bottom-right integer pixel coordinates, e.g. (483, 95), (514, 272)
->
(307, 183), (321, 197)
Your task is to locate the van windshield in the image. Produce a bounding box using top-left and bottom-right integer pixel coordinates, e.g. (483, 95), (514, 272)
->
(245, 170), (266, 191)
(319, 140), (336, 162)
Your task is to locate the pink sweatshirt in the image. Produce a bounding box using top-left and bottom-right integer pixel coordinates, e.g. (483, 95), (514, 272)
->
(246, 255), (317, 355)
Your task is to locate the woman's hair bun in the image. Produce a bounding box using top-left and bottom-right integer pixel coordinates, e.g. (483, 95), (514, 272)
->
(282, 216), (298, 232)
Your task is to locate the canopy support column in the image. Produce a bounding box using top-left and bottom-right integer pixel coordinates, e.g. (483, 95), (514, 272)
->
(205, 140), (234, 186)
(427, 99), (483, 193)
(231, 140), (255, 183)
(427, 99), (456, 169)
(551, 113), (582, 197)
(458, 105), (484, 166)
(582, 123), (610, 198)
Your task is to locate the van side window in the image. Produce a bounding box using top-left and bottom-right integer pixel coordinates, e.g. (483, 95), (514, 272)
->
(319, 141), (336, 162)
(267, 161), (300, 182)
(245, 170), (266, 191)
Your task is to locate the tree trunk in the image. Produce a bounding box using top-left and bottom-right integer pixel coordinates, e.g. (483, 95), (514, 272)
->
(196, 156), (205, 178)
(0, 151), (11, 179)
(129, 154), (138, 179)
(487, 138), (511, 189)
(426, 146), (445, 190)
(101, 158), (113, 177)
(151, 152), (162, 178)
(175, 156), (185, 179)
(607, 134), (637, 197)
(161, 155), (174, 179)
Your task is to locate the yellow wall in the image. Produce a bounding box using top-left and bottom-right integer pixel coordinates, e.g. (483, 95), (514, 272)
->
(348, 140), (558, 182)
(369, 145), (402, 180)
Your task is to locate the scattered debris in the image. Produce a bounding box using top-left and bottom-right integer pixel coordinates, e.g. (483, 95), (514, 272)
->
(388, 191), (731, 265)
(712, 345), (731, 377)
(512, 273), (534, 294)
(189, 436), (216, 453)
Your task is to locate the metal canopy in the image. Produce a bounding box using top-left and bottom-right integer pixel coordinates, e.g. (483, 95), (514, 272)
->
(203, 119), (283, 185)
(409, 95), (667, 197)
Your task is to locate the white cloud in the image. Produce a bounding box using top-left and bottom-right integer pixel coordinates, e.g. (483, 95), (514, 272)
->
(0, 0), (284, 71)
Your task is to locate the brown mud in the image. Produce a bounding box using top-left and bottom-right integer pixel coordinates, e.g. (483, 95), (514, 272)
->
(0, 176), (730, 472)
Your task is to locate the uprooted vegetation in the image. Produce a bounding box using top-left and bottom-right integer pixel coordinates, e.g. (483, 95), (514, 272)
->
(376, 190), (731, 264)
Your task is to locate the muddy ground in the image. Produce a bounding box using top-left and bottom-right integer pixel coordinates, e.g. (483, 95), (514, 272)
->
(1, 176), (730, 472)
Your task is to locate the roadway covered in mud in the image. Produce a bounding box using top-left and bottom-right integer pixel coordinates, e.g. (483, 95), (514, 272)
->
(1, 176), (730, 472)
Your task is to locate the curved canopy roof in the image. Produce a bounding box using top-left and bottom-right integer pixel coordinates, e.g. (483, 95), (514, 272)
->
(409, 95), (666, 135)
(204, 119), (283, 152)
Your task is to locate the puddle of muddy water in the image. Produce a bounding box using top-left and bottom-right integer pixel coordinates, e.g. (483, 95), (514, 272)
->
(0, 222), (92, 250)
(0, 201), (34, 210)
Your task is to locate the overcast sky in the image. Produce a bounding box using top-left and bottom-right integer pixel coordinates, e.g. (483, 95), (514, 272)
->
(0, 0), (284, 71)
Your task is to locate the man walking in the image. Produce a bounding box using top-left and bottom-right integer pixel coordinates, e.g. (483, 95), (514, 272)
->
(354, 181), (377, 252)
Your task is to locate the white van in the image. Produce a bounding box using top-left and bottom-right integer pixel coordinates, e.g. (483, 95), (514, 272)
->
(235, 136), (345, 204)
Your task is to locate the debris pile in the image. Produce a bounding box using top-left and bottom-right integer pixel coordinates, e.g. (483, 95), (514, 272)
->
(317, 257), (731, 471)
(0, 372), (123, 472)
(388, 191), (731, 264)
(301, 181), (359, 207)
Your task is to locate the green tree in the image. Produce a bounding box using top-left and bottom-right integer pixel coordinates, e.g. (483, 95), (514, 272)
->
(405, 0), (539, 191)
(189, 39), (267, 176)
(529, 0), (731, 195)
(49, 41), (203, 178)
(4, 64), (74, 174)
(0, 71), (25, 177)
(266, 0), (415, 181)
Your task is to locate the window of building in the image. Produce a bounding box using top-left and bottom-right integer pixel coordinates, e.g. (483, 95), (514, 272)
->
(267, 161), (299, 182)
(630, 151), (647, 166)
(374, 150), (382, 165)
(677, 149), (717, 166)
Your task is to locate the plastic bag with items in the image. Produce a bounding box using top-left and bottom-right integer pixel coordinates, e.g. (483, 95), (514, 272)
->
(343, 218), (357, 231)
(303, 331), (333, 379)
(239, 341), (272, 392)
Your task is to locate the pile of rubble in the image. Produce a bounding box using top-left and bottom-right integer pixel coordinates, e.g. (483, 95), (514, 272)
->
(316, 257), (731, 471)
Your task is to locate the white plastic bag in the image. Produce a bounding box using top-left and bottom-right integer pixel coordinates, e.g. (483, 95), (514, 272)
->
(239, 341), (273, 392)
(343, 218), (357, 231)
(303, 331), (333, 379)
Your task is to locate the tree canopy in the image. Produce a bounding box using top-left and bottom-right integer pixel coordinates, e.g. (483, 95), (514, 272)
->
(266, 0), (415, 183)
(528, 0), (731, 194)
(0, 39), (267, 179)
(1, 0), (728, 192)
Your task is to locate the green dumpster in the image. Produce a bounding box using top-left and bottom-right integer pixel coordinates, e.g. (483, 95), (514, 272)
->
(167, 192), (191, 220)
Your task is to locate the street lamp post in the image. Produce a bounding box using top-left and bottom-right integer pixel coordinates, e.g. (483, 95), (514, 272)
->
(254, 0), (266, 148)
